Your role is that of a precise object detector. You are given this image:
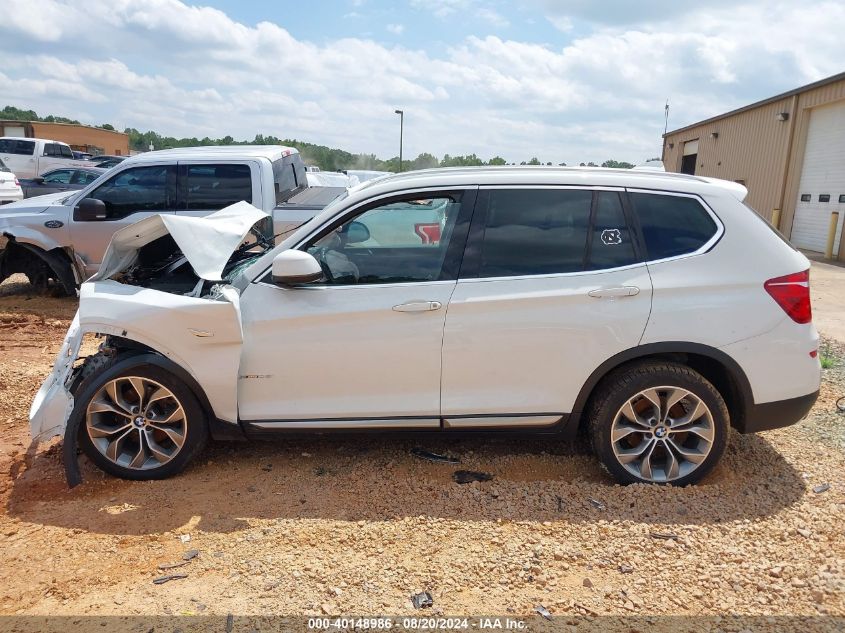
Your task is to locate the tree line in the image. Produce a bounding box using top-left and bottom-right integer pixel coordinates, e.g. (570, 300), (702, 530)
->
(2, 105), (638, 171)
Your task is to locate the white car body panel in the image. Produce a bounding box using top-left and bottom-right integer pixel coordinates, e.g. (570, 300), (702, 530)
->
(238, 279), (455, 421)
(441, 265), (653, 418)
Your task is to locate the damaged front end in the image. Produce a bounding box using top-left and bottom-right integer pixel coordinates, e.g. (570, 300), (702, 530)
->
(29, 202), (273, 486)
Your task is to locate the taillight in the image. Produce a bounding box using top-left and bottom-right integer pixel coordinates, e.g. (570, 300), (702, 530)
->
(764, 269), (811, 324)
(14, 178), (19, 187)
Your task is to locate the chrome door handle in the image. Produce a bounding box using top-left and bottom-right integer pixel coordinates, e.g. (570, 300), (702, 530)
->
(392, 301), (442, 312)
(588, 286), (640, 298)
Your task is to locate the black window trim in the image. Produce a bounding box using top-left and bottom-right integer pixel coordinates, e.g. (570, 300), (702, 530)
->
(624, 187), (725, 265)
(253, 186), (480, 287)
(459, 184), (644, 281)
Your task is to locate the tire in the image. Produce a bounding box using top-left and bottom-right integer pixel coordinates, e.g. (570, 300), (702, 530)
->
(73, 352), (208, 480)
(588, 361), (729, 486)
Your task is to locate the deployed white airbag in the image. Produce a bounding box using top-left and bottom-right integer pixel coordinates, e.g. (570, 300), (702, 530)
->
(91, 201), (270, 282)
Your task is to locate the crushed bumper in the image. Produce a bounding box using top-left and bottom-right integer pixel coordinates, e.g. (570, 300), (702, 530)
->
(29, 311), (84, 485)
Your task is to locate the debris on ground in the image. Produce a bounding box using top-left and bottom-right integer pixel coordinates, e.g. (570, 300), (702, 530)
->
(410, 591), (434, 609)
(452, 470), (493, 484)
(179, 534), (191, 543)
(157, 561), (189, 571)
(410, 448), (460, 464)
(183, 550), (199, 561)
(812, 483), (831, 494)
(152, 574), (188, 585)
(533, 605), (552, 620)
(650, 532), (679, 540)
(618, 564), (634, 574)
(588, 497), (606, 511)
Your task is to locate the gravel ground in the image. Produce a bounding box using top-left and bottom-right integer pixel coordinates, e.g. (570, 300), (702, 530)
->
(0, 275), (843, 626)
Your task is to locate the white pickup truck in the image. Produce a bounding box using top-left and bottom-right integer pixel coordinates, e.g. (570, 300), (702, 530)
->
(0, 137), (92, 179)
(0, 145), (346, 295)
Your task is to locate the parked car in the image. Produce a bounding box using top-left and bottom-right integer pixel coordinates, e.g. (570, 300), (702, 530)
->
(73, 151), (93, 160)
(88, 155), (126, 169)
(344, 169), (391, 183)
(19, 167), (107, 198)
(0, 158), (23, 206)
(0, 145), (341, 295)
(0, 137), (91, 178)
(30, 166), (820, 487)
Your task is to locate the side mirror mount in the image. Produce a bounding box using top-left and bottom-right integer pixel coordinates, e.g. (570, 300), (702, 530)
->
(75, 198), (107, 221)
(271, 250), (324, 285)
(32, 177), (44, 185)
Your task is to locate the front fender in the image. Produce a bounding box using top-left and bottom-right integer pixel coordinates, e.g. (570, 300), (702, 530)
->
(1, 225), (65, 252)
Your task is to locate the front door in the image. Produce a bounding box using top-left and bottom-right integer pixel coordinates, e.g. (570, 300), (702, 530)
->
(69, 163), (177, 276)
(237, 188), (477, 426)
(441, 187), (653, 426)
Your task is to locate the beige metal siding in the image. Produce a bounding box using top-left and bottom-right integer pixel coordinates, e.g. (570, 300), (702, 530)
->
(663, 97), (794, 222)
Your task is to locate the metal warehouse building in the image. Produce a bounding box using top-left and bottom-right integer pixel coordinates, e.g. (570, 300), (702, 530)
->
(662, 71), (845, 259)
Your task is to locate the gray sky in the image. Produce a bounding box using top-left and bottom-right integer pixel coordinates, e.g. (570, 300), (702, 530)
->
(2, 0), (843, 164)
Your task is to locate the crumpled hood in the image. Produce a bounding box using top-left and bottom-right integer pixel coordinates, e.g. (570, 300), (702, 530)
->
(91, 201), (270, 282)
(0, 190), (74, 213)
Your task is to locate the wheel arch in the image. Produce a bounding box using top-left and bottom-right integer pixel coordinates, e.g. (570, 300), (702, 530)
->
(569, 342), (753, 438)
(63, 341), (243, 487)
(1, 235), (78, 294)
(95, 339), (242, 441)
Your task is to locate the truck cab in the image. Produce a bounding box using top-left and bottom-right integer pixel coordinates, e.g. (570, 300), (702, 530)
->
(0, 137), (92, 179)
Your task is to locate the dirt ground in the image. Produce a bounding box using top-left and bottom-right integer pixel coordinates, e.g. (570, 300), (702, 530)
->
(0, 272), (843, 625)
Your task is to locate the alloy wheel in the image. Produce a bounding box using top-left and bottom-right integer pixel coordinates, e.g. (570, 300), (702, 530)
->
(85, 376), (187, 470)
(610, 386), (715, 483)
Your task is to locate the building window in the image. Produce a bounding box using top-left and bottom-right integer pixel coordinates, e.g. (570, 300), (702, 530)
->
(839, 194), (845, 203)
(800, 194), (811, 202)
(819, 194), (830, 203)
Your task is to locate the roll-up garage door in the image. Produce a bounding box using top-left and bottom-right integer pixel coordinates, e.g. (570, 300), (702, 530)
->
(791, 101), (845, 253)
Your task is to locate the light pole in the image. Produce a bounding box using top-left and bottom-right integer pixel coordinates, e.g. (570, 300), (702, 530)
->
(394, 109), (404, 172)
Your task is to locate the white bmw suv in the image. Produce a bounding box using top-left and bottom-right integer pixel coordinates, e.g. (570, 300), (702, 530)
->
(30, 167), (821, 487)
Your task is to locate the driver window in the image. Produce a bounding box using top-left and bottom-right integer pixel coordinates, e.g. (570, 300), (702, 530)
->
(87, 165), (175, 220)
(306, 196), (461, 285)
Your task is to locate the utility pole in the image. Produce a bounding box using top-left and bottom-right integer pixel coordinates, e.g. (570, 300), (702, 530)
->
(394, 109), (404, 172)
(664, 99), (670, 135)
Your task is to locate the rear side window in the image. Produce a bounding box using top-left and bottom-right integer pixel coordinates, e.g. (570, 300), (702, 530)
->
(183, 164), (253, 210)
(0, 139), (35, 155)
(477, 189), (591, 277)
(588, 191), (638, 269)
(629, 192), (717, 260)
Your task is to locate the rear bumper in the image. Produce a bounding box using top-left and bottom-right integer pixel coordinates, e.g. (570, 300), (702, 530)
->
(737, 389), (819, 433)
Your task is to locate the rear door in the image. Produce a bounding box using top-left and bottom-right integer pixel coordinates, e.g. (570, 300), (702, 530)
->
(440, 186), (653, 426)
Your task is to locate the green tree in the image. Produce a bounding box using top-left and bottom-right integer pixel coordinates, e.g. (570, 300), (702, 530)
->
(527, 157), (541, 165)
(601, 159), (635, 169)
(488, 156), (507, 166)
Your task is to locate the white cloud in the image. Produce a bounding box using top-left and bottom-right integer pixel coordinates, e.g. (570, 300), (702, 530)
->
(0, 0), (842, 165)
(386, 23), (405, 35)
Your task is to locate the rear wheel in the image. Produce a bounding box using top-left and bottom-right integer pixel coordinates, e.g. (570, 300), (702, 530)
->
(588, 362), (729, 485)
(75, 355), (207, 480)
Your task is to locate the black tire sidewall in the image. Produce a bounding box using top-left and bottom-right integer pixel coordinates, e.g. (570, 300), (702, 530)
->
(75, 357), (207, 480)
(590, 364), (729, 486)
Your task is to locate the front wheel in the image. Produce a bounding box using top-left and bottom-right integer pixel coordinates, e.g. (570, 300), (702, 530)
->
(74, 355), (208, 480)
(588, 362), (729, 485)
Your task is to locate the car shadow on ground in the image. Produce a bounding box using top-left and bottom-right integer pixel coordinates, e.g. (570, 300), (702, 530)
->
(5, 429), (806, 536)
